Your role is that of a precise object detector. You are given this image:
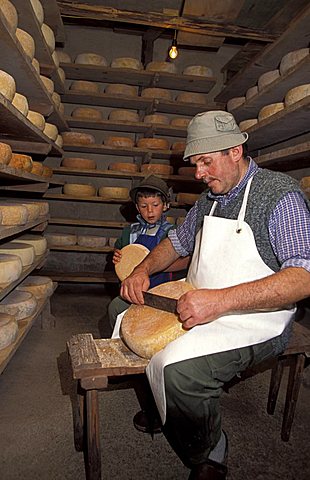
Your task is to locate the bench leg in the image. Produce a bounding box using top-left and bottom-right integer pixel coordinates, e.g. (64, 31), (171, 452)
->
(267, 358), (284, 415)
(72, 382), (85, 452)
(85, 389), (101, 480)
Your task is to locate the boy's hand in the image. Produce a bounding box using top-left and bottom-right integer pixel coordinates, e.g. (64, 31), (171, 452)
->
(112, 249), (122, 264)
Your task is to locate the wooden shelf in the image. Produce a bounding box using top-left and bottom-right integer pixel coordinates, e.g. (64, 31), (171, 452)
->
(39, 270), (119, 283)
(231, 54), (310, 123)
(47, 105), (69, 132)
(0, 215), (49, 241)
(247, 96), (310, 152)
(0, 163), (48, 184)
(41, 0), (65, 44)
(49, 217), (129, 229)
(254, 141), (310, 171)
(49, 245), (113, 253)
(0, 252), (48, 301)
(60, 62), (216, 93)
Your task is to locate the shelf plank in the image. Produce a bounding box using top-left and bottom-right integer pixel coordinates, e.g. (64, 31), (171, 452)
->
(62, 143), (183, 160)
(49, 245), (113, 253)
(61, 63), (216, 93)
(49, 217), (129, 228)
(0, 215), (49, 241)
(0, 163), (48, 184)
(254, 141), (310, 170)
(39, 270), (119, 283)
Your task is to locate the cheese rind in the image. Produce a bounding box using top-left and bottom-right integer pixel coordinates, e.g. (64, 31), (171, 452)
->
(41, 23), (55, 53)
(12, 92), (29, 116)
(258, 103), (284, 122)
(0, 69), (16, 102)
(0, 203), (29, 225)
(239, 119), (258, 131)
(115, 244), (150, 281)
(56, 49), (71, 63)
(258, 70), (280, 91)
(111, 57), (142, 70)
(71, 107), (102, 121)
(40, 75), (54, 95)
(19, 202), (41, 221)
(140, 164), (173, 175)
(226, 96), (245, 112)
(177, 192), (200, 205)
(31, 57), (40, 74)
(141, 88), (172, 101)
(137, 138), (169, 150)
(11, 234), (47, 255)
(9, 153), (33, 172)
(98, 186), (129, 200)
(171, 141), (186, 151)
(170, 117), (190, 127)
(109, 110), (139, 123)
(61, 157), (97, 170)
(45, 232), (77, 246)
(17, 275), (53, 298)
(63, 183), (96, 197)
(183, 65), (213, 77)
(62, 132), (96, 145)
(105, 136), (134, 148)
(77, 235), (107, 248)
(0, 290), (37, 321)
(144, 114), (169, 125)
(75, 53), (108, 66)
(0, 142), (12, 165)
(0, 253), (22, 284)
(55, 135), (63, 148)
(42, 165), (53, 178)
(279, 48), (309, 75)
(30, 161), (44, 176)
(284, 84), (310, 106)
(105, 84), (137, 97)
(43, 123), (58, 141)
(70, 80), (100, 94)
(0, 0), (18, 33)
(0, 242), (35, 266)
(146, 61), (177, 74)
(30, 0), (44, 25)
(16, 28), (35, 60)
(245, 85), (258, 101)
(0, 313), (18, 350)
(27, 110), (45, 130)
(109, 162), (138, 173)
(176, 92), (206, 104)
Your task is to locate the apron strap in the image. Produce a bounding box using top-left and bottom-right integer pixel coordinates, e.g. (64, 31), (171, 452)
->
(236, 176), (253, 233)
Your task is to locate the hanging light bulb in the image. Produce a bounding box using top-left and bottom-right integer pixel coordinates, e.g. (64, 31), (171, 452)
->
(168, 30), (178, 59)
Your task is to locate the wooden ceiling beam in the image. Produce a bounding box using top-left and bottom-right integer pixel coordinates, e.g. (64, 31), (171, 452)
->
(57, 1), (276, 43)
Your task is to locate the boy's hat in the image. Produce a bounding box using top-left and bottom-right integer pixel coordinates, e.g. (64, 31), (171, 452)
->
(130, 175), (170, 202)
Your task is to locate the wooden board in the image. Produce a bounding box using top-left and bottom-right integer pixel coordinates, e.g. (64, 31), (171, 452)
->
(0, 215), (49, 241)
(39, 270), (119, 284)
(49, 245), (113, 253)
(0, 163), (48, 184)
(41, 0), (66, 43)
(49, 217), (129, 229)
(254, 141), (310, 171)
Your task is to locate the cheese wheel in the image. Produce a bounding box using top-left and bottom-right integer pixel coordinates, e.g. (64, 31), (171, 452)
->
(280, 48), (309, 75)
(70, 80), (100, 94)
(108, 237), (118, 247)
(176, 92), (206, 104)
(16, 28), (35, 61)
(166, 216), (175, 224)
(17, 275), (53, 298)
(52, 91), (61, 108)
(111, 57), (142, 70)
(0, 203), (29, 225)
(246, 85), (258, 101)
(284, 84), (310, 106)
(98, 186), (129, 200)
(62, 132), (96, 145)
(108, 110), (139, 123)
(27, 110), (45, 130)
(140, 164), (173, 175)
(183, 65), (213, 77)
(146, 61), (177, 74)
(9, 153), (33, 172)
(19, 202), (40, 221)
(30, 161), (44, 176)
(141, 88), (172, 101)
(177, 192), (200, 205)
(226, 96), (246, 112)
(41, 23), (55, 52)
(56, 49), (71, 64)
(31, 57), (40, 74)
(52, 50), (59, 68)
(18, 199), (48, 217)
(108, 162), (138, 173)
(300, 176), (310, 191)
(0, 313), (18, 350)
(0, 253), (22, 284)
(176, 216), (185, 225)
(115, 244), (150, 281)
(57, 67), (65, 83)
(30, 0), (44, 25)
(0, 242), (35, 266)
(121, 280), (194, 359)
(105, 136), (134, 148)
(43, 123), (58, 141)
(0, 69), (16, 101)
(42, 165), (53, 177)
(258, 70), (280, 91)
(0, 290), (37, 321)
(171, 141), (186, 151)
(45, 232), (77, 246)
(75, 53), (108, 66)
(239, 119), (258, 131)
(61, 157), (97, 170)
(258, 103), (284, 122)
(0, 0), (18, 33)
(144, 114), (169, 125)
(40, 75), (54, 95)
(12, 92), (29, 116)
(63, 183), (96, 197)
(33, 201), (49, 216)
(105, 84), (137, 97)
(77, 235), (107, 248)
(55, 134), (63, 148)
(137, 138), (169, 150)
(71, 107), (102, 121)
(170, 117), (191, 127)
(11, 234), (47, 256)
(178, 166), (196, 177)
(0, 142), (12, 165)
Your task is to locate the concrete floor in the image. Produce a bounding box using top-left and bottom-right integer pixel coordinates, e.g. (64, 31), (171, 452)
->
(0, 284), (309, 480)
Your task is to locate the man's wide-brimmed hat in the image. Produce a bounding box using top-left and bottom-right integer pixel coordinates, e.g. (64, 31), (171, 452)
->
(130, 175), (170, 202)
(183, 110), (248, 160)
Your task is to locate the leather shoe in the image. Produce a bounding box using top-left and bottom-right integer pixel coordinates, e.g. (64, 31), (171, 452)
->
(133, 410), (162, 434)
(188, 458), (228, 480)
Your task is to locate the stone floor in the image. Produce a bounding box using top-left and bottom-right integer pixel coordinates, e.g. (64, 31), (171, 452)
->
(0, 284), (309, 480)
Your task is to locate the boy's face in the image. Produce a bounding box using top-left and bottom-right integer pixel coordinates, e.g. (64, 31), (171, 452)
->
(136, 195), (167, 224)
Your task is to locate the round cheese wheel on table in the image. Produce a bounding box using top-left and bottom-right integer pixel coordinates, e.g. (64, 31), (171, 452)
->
(0, 202), (29, 225)
(27, 110), (45, 130)
(105, 136), (134, 148)
(170, 117), (190, 127)
(140, 164), (173, 175)
(75, 53), (108, 66)
(146, 61), (177, 74)
(105, 84), (137, 97)
(0, 253), (22, 285)
(71, 107), (102, 121)
(11, 234), (47, 256)
(62, 132), (96, 145)
(63, 183), (96, 197)
(284, 84), (310, 106)
(30, 161), (44, 176)
(77, 235), (107, 248)
(178, 166), (196, 177)
(115, 244), (150, 281)
(70, 80), (100, 94)
(45, 232), (77, 247)
(258, 103), (284, 122)
(111, 57), (142, 70)
(226, 96), (245, 112)
(0, 290), (37, 321)
(0, 0), (18, 33)
(144, 114), (169, 125)
(41, 23), (55, 53)
(258, 70), (280, 91)
(9, 153), (33, 171)
(109, 162), (138, 173)
(141, 88), (172, 101)
(279, 48), (309, 75)
(98, 186), (129, 200)
(239, 119), (258, 131)
(0, 69), (16, 101)
(0, 242), (35, 266)
(137, 138), (169, 150)
(109, 110), (139, 123)
(56, 49), (71, 64)
(121, 280), (194, 359)
(246, 85), (258, 101)
(0, 313), (18, 351)
(16, 29), (35, 61)
(183, 65), (213, 77)
(61, 157), (97, 170)
(12, 92), (29, 116)
(0, 142), (12, 165)
(177, 92), (206, 104)
(17, 275), (53, 299)
(43, 123), (58, 141)
(177, 192), (200, 205)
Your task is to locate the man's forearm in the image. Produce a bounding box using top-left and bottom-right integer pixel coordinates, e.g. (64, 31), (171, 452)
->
(134, 238), (180, 276)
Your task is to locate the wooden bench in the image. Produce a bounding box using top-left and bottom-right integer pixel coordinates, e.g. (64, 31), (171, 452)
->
(67, 320), (310, 480)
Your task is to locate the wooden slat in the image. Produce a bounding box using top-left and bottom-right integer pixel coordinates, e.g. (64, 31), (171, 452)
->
(254, 141), (310, 171)
(41, 0), (66, 43)
(68, 334), (102, 373)
(44, 193), (131, 204)
(0, 163), (49, 184)
(49, 245), (113, 253)
(39, 270), (119, 284)
(0, 215), (49, 241)
(49, 217), (129, 229)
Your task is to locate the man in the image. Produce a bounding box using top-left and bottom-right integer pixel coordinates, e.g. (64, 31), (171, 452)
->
(120, 111), (310, 479)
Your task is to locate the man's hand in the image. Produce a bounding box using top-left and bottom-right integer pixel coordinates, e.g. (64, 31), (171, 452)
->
(112, 248), (122, 264)
(120, 267), (150, 305)
(177, 289), (226, 329)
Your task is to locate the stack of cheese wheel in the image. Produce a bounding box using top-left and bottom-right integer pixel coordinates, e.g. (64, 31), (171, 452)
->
(144, 114), (169, 125)
(279, 48), (309, 75)
(170, 117), (191, 127)
(178, 166), (196, 177)
(41, 23), (55, 53)
(146, 61), (177, 74)
(258, 103), (284, 122)
(176, 92), (206, 104)
(284, 84), (310, 107)
(257, 70), (280, 91)
(45, 232), (77, 246)
(137, 138), (169, 150)
(0, 253), (22, 285)
(9, 153), (33, 172)
(300, 176), (310, 193)
(12, 93), (29, 116)
(11, 234), (47, 256)
(62, 132), (96, 145)
(30, 0), (44, 25)
(121, 280), (194, 359)
(61, 157), (97, 170)
(105, 84), (137, 97)
(141, 88), (172, 101)
(108, 237), (118, 247)
(75, 52), (108, 66)
(56, 49), (71, 63)
(0, 242), (35, 266)
(0, 0), (18, 34)
(108, 162), (138, 173)
(70, 80), (100, 94)
(111, 57), (142, 70)
(115, 244), (150, 281)
(239, 119), (258, 131)
(0, 313), (18, 350)
(105, 136), (134, 148)
(71, 107), (102, 121)
(27, 110), (45, 130)
(98, 186), (129, 200)
(17, 275), (54, 299)
(43, 123), (58, 141)
(0, 142), (12, 165)
(140, 164), (173, 175)
(171, 141), (186, 152)
(30, 161), (44, 176)
(63, 183), (96, 197)
(16, 28), (35, 61)
(0, 290), (37, 322)
(0, 202), (29, 225)
(183, 65), (213, 77)
(40, 75), (54, 95)
(0, 70), (16, 101)
(226, 96), (246, 112)
(42, 165), (53, 178)
(109, 110), (139, 123)
(246, 85), (258, 101)
(177, 192), (200, 205)
(77, 235), (107, 248)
